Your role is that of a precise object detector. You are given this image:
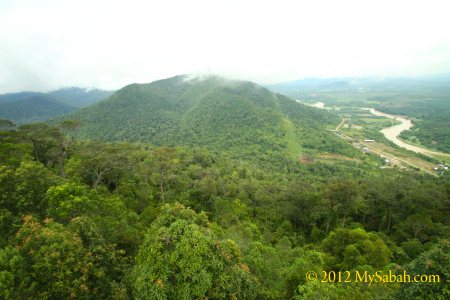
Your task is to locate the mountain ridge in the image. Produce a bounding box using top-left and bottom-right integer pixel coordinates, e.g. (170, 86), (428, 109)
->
(0, 87), (114, 124)
(61, 75), (351, 164)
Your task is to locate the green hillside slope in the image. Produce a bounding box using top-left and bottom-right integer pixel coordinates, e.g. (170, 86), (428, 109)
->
(48, 87), (114, 108)
(0, 88), (113, 124)
(0, 95), (76, 124)
(64, 75), (348, 162)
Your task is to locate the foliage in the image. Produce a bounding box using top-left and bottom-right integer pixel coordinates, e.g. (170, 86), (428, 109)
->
(322, 228), (392, 270)
(0, 95), (75, 124)
(0, 102), (449, 299)
(60, 75), (343, 167)
(268, 76), (450, 153)
(130, 203), (256, 299)
(5, 216), (94, 299)
(0, 88), (113, 124)
(396, 239), (450, 299)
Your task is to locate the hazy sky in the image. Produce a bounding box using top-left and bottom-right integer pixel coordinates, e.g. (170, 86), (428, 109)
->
(1, 0), (450, 93)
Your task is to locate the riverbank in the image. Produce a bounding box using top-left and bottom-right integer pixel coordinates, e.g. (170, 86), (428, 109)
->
(304, 101), (450, 158)
(366, 108), (450, 158)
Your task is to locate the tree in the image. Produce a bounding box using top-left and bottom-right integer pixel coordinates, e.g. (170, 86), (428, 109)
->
(396, 239), (450, 299)
(285, 250), (324, 299)
(401, 238), (424, 259)
(152, 147), (176, 202)
(0, 246), (26, 299)
(69, 142), (133, 189)
(395, 214), (435, 242)
(295, 279), (344, 300)
(58, 120), (82, 140)
(17, 123), (63, 166)
(243, 241), (288, 299)
(68, 216), (131, 299)
(46, 182), (143, 254)
(323, 178), (360, 235)
(0, 161), (60, 217)
(9, 216), (95, 299)
(0, 139), (31, 168)
(56, 120), (82, 176)
(46, 182), (98, 222)
(363, 177), (396, 232)
(322, 228), (392, 270)
(130, 203), (256, 299)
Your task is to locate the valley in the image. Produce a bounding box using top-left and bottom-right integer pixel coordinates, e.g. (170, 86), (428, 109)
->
(310, 101), (448, 175)
(367, 108), (450, 158)
(0, 88), (113, 124)
(1, 0), (449, 298)
(269, 75), (450, 153)
(58, 75), (358, 168)
(1, 75), (449, 299)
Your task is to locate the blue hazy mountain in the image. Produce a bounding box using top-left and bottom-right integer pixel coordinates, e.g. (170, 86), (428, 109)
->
(0, 87), (114, 124)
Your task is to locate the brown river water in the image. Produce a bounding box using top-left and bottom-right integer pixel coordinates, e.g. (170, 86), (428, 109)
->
(306, 101), (449, 158)
(366, 108), (449, 157)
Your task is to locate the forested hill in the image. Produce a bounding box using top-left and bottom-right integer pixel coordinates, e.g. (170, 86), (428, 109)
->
(62, 75), (346, 162)
(2, 75), (449, 299)
(0, 95), (76, 124)
(0, 88), (113, 124)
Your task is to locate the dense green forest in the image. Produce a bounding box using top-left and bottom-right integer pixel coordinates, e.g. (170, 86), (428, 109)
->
(0, 95), (76, 125)
(1, 120), (449, 299)
(0, 88), (113, 124)
(59, 76), (349, 164)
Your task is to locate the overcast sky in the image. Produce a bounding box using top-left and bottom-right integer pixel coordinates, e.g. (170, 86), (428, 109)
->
(0, 0), (449, 93)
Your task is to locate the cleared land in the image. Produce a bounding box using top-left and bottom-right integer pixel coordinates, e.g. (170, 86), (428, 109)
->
(330, 107), (443, 176)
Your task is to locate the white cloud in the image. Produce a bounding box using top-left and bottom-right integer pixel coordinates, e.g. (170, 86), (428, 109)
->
(0, 0), (449, 92)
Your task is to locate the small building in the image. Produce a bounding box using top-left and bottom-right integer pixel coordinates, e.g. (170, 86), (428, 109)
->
(363, 139), (375, 142)
(434, 163), (449, 172)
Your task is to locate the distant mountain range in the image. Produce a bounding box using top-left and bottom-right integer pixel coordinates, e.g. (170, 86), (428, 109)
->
(60, 75), (347, 162)
(267, 74), (450, 96)
(0, 87), (114, 124)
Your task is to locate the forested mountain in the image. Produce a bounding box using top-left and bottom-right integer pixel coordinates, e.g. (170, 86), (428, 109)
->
(47, 87), (115, 107)
(1, 75), (449, 300)
(0, 88), (113, 124)
(63, 75), (351, 164)
(0, 95), (76, 124)
(0, 91), (43, 103)
(267, 74), (450, 95)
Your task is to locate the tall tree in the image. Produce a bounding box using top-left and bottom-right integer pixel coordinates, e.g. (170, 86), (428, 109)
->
(130, 203), (256, 299)
(6, 216), (95, 299)
(18, 123), (63, 166)
(396, 239), (450, 299)
(323, 178), (359, 235)
(152, 147), (176, 202)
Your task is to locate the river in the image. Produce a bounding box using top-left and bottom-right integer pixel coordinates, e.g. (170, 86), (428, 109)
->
(307, 101), (449, 157)
(365, 108), (450, 157)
